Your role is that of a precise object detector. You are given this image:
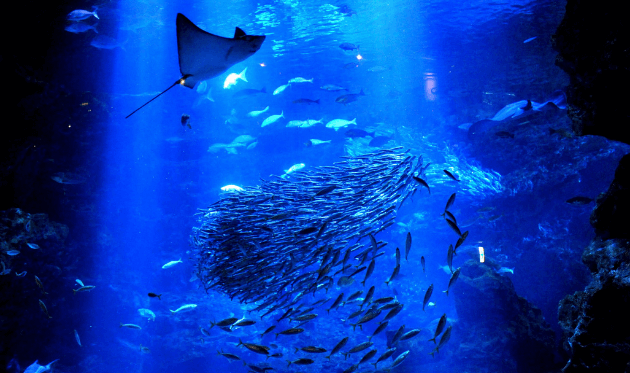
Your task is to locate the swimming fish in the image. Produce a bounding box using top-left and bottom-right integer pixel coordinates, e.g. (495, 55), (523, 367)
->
(273, 83), (291, 95)
(67, 9), (99, 21)
(74, 329), (82, 347)
(148, 292), (162, 299)
(170, 304), (198, 313)
(162, 259), (182, 269)
(261, 111), (284, 127)
(221, 185), (245, 192)
(223, 67), (247, 89)
(247, 106), (269, 117)
(326, 118), (357, 131)
(306, 139), (331, 147)
(423, 284), (433, 311)
(126, 14), (265, 118)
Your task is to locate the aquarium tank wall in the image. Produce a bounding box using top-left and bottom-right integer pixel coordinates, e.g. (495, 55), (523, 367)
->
(2, 0), (629, 372)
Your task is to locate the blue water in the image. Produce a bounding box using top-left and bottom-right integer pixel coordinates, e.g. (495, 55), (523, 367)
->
(3, 0), (630, 372)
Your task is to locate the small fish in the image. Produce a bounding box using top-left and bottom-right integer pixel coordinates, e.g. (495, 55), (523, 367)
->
(261, 111), (284, 127)
(430, 325), (452, 356)
(275, 327), (304, 338)
(237, 339), (270, 355)
(73, 285), (96, 295)
(35, 275), (48, 294)
(361, 260), (375, 286)
(358, 349), (378, 365)
(421, 256), (426, 273)
(400, 329), (420, 341)
(369, 136), (392, 147)
(287, 358), (314, 366)
(273, 83), (291, 95)
(255, 325), (274, 338)
(90, 35), (126, 50)
(247, 106), (269, 117)
(293, 98), (320, 105)
(391, 324), (406, 346)
(327, 293), (344, 313)
(138, 308), (156, 321)
(373, 347), (397, 368)
(221, 185), (244, 192)
(447, 244), (454, 273)
(335, 89), (365, 105)
(423, 284), (434, 311)
(211, 317), (239, 328)
(344, 129), (375, 138)
(454, 231), (469, 254)
(344, 341), (373, 359)
(497, 267), (514, 274)
(233, 319), (257, 327)
(566, 196), (593, 205)
(405, 232), (412, 260)
(162, 258), (182, 269)
(26, 243), (40, 250)
(391, 350), (410, 368)
(6, 250), (20, 256)
(288, 77), (313, 83)
(337, 276), (354, 287)
(281, 163), (305, 178)
(217, 350), (242, 362)
(148, 292), (162, 299)
(429, 313), (447, 343)
(443, 170), (460, 182)
(170, 304), (197, 313)
(327, 337), (349, 359)
(15, 271), (27, 277)
(223, 67), (248, 89)
(320, 84), (348, 91)
(39, 299), (52, 319)
(181, 113), (191, 129)
(523, 36), (537, 43)
(74, 329), (82, 347)
(385, 264), (400, 286)
(370, 321), (388, 341)
(444, 193), (456, 213)
(412, 176), (430, 194)
(76, 279), (84, 287)
(140, 344), (150, 353)
(444, 268), (461, 296)
(295, 346), (327, 353)
(120, 323), (142, 329)
(339, 43), (359, 51)
(446, 219), (462, 237)
(66, 22), (98, 34)
(67, 9), (99, 21)
(326, 118), (357, 131)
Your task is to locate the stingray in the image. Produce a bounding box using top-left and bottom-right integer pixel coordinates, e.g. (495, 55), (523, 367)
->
(126, 13), (265, 118)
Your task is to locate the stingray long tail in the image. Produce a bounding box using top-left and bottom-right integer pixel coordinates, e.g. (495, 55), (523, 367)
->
(125, 76), (189, 118)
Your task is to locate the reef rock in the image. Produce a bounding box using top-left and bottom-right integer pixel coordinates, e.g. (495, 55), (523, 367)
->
(558, 154), (630, 372)
(450, 259), (556, 373)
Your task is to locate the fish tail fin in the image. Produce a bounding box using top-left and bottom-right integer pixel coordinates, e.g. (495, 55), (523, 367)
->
(287, 360), (292, 367)
(325, 355), (331, 360)
(429, 337), (436, 344)
(275, 333), (279, 339)
(294, 347), (299, 353)
(281, 111), (284, 118)
(157, 294), (162, 300)
(210, 321), (215, 328)
(73, 289), (77, 295)
(315, 99), (320, 104)
(120, 323), (123, 328)
(351, 118), (357, 124)
(93, 10), (99, 19)
(170, 309), (176, 314)
(240, 67), (248, 82)
(125, 77), (186, 118)
(237, 339), (243, 347)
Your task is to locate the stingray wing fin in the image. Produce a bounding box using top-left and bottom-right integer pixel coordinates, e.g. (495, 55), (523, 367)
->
(177, 14), (236, 88)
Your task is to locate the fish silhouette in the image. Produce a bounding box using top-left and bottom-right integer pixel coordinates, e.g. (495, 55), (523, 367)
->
(126, 13), (265, 118)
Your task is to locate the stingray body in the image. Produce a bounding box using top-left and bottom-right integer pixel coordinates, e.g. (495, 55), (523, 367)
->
(126, 13), (265, 118)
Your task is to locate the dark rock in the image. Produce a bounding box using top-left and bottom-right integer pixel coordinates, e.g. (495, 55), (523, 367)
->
(558, 154), (630, 371)
(450, 259), (557, 373)
(552, 0), (630, 145)
(590, 154), (630, 240)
